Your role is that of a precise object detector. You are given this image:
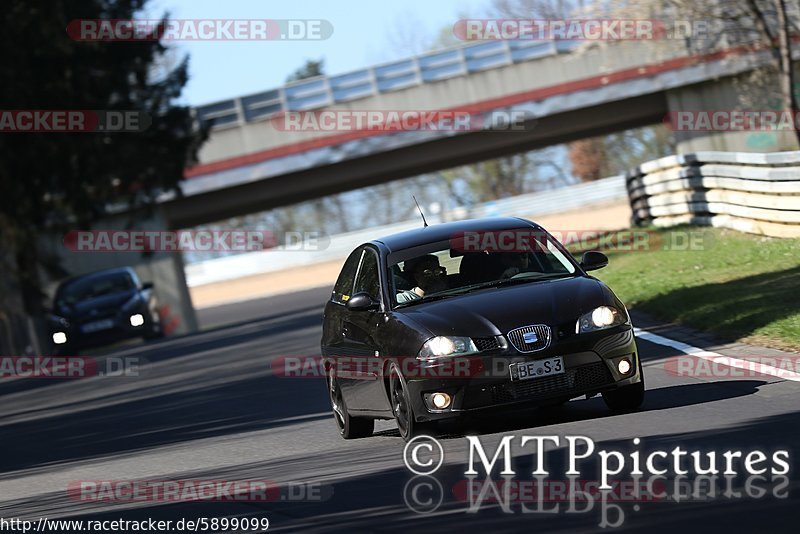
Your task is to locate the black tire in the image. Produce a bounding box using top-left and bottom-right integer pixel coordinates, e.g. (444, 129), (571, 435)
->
(328, 367), (374, 439)
(389, 363), (432, 442)
(602, 361), (645, 412)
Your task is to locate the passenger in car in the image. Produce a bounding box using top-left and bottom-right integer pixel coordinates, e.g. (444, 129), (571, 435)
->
(499, 251), (530, 278)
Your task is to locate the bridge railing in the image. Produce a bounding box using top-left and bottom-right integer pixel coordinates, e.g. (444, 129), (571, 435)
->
(627, 150), (800, 238)
(193, 40), (573, 130)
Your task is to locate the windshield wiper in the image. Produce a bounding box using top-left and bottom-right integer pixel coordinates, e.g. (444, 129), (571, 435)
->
(394, 274), (573, 307)
(394, 291), (464, 308)
(462, 273), (573, 293)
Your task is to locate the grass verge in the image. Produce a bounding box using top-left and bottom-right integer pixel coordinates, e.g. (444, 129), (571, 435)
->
(570, 225), (800, 352)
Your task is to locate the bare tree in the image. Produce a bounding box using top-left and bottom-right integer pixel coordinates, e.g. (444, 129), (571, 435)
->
(437, 146), (570, 206)
(597, 0), (800, 146)
(568, 138), (607, 181)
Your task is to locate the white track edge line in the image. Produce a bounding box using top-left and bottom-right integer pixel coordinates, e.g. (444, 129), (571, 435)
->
(634, 327), (800, 382)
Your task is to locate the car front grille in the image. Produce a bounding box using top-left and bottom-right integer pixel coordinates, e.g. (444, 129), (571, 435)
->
(472, 336), (501, 351)
(490, 362), (614, 404)
(77, 311), (118, 325)
(507, 324), (551, 353)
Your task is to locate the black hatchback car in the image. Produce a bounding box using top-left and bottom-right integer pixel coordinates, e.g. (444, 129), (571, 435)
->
(49, 267), (163, 353)
(321, 217), (644, 441)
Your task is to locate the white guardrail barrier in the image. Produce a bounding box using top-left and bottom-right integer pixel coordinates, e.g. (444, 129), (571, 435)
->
(193, 40), (577, 130)
(628, 150), (800, 238)
(185, 175), (627, 287)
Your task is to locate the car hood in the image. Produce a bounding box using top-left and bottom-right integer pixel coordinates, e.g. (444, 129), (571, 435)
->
(56, 290), (139, 321)
(399, 276), (609, 337)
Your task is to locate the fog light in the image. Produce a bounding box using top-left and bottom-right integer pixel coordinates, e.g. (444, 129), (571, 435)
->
(618, 358), (632, 375)
(129, 314), (145, 327)
(431, 392), (451, 409)
(52, 332), (67, 345)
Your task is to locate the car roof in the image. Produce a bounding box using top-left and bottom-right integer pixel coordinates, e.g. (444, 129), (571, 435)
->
(372, 217), (541, 253)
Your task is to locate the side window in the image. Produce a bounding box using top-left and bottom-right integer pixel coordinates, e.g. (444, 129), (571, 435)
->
(353, 249), (381, 301)
(332, 249), (362, 304)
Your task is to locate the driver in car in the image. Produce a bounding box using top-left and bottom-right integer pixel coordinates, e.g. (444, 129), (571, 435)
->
(396, 254), (448, 303)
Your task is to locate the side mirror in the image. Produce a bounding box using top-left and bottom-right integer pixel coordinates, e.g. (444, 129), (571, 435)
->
(580, 251), (608, 271)
(142, 281), (154, 290)
(345, 292), (379, 311)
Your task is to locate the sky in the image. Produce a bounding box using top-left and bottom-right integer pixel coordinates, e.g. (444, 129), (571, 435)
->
(149, 0), (492, 106)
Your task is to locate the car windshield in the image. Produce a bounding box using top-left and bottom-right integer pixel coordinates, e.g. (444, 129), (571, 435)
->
(56, 272), (135, 306)
(389, 228), (577, 308)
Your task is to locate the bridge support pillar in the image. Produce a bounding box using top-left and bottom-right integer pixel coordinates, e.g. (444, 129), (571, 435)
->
(666, 65), (800, 154)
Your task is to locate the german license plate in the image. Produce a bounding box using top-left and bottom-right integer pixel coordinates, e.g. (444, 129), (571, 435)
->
(82, 319), (114, 333)
(509, 356), (564, 381)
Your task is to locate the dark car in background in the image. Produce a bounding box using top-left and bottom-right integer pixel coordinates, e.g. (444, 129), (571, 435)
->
(49, 267), (163, 353)
(321, 217), (644, 441)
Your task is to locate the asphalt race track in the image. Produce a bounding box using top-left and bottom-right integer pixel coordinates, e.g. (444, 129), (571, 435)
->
(1, 286), (798, 533)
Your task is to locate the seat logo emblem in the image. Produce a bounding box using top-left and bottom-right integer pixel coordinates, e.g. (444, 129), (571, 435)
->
(523, 332), (538, 344)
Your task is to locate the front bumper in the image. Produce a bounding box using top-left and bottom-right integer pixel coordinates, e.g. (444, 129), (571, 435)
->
(50, 313), (153, 351)
(404, 325), (641, 422)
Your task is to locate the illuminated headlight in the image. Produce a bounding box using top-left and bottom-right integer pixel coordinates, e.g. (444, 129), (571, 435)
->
(52, 332), (67, 345)
(417, 336), (479, 361)
(432, 392), (451, 409)
(576, 306), (627, 334)
(129, 314), (145, 327)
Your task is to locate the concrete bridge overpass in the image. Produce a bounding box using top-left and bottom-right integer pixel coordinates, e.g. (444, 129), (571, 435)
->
(161, 38), (798, 228)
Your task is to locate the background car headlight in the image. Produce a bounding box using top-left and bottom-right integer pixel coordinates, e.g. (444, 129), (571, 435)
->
(576, 306), (627, 333)
(417, 336), (479, 360)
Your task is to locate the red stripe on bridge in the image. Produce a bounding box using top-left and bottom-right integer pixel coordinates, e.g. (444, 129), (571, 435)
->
(184, 44), (764, 180)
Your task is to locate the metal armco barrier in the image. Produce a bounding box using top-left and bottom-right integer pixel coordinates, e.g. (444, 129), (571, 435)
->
(627, 151), (800, 238)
